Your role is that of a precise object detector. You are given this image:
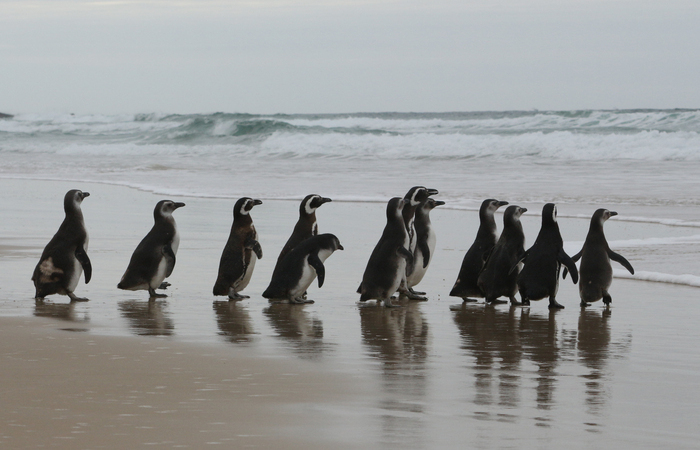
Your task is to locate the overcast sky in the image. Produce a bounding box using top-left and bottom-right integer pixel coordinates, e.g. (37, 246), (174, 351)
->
(1, 0), (699, 114)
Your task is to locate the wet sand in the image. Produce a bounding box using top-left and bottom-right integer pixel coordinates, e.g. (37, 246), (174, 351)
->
(2, 179), (700, 449)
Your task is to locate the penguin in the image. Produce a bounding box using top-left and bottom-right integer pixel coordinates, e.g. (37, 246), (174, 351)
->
(567, 209), (634, 307)
(32, 189), (92, 302)
(263, 233), (343, 304)
(359, 197), (413, 308)
(276, 194), (332, 263)
(118, 200), (185, 298)
(515, 203), (579, 309)
(212, 197), (263, 300)
(405, 197), (445, 297)
(399, 186), (438, 299)
(477, 205), (527, 305)
(449, 199), (508, 302)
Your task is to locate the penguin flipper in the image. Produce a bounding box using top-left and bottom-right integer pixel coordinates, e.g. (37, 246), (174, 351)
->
(163, 244), (176, 277)
(246, 236), (263, 259)
(509, 251), (527, 275)
(75, 246), (92, 284)
(609, 250), (634, 274)
(418, 239), (431, 269)
(558, 248), (579, 284)
(563, 249), (583, 279)
(308, 253), (326, 288)
(398, 246), (414, 274)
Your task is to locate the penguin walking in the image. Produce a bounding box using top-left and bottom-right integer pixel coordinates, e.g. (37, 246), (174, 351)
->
(449, 199), (508, 303)
(212, 198), (263, 300)
(263, 234), (343, 304)
(515, 203), (579, 309)
(359, 198), (413, 308)
(275, 194), (332, 263)
(399, 186), (438, 299)
(118, 200), (185, 298)
(405, 198), (444, 297)
(32, 189), (92, 302)
(567, 209), (634, 307)
(477, 205), (527, 305)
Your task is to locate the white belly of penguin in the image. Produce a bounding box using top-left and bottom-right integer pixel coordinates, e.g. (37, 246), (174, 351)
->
(236, 253), (257, 291)
(407, 231), (435, 287)
(290, 249), (332, 298)
(152, 256), (168, 289)
(66, 253), (82, 293)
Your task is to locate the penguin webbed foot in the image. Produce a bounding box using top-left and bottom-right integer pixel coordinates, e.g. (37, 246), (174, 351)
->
(486, 298), (507, 305)
(289, 296), (314, 304)
(228, 292), (249, 300)
(580, 301), (591, 308)
(68, 292), (90, 302)
(148, 288), (168, 299)
(548, 297), (565, 309)
(462, 297), (479, 303)
(509, 297), (523, 306)
(409, 287), (426, 296)
(158, 282), (171, 290)
(382, 299), (402, 308)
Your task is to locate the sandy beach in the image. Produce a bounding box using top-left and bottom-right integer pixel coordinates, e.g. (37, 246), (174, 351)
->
(2, 178), (700, 449)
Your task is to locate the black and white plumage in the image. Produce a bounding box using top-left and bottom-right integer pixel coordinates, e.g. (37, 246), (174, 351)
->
(32, 189), (92, 302)
(359, 197), (413, 308)
(212, 197), (263, 300)
(516, 203), (579, 309)
(275, 194), (332, 264)
(263, 233), (343, 304)
(477, 205), (527, 305)
(568, 209), (634, 307)
(118, 200), (185, 298)
(449, 199), (508, 302)
(405, 198), (444, 296)
(399, 186), (438, 299)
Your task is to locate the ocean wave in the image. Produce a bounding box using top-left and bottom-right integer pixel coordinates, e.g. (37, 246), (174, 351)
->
(614, 270), (700, 288)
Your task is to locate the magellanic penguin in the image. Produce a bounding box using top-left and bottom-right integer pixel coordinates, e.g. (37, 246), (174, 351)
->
(32, 189), (92, 302)
(263, 233), (343, 304)
(449, 199), (508, 302)
(212, 197), (263, 300)
(566, 209), (634, 307)
(405, 197), (445, 297)
(515, 203), (579, 309)
(477, 205), (527, 305)
(399, 186), (438, 299)
(359, 197), (413, 308)
(118, 200), (185, 298)
(275, 194), (332, 263)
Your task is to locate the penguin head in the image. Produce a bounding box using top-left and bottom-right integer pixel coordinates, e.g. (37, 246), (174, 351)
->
(318, 233), (344, 252)
(387, 197), (405, 220)
(542, 203), (558, 225)
(481, 199), (509, 217)
(504, 205), (527, 225)
(593, 208), (618, 225)
(155, 200), (185, 219)
(64, 189), (89, 213)
(301, 194), (332, 216)
(234, 197), (263, 218)
(421, 198), (445, 212)
(404, 186), (439, 206)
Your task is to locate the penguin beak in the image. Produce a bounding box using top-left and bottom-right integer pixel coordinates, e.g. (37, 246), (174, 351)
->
(337, 244), (344, 251)
(253, 199), (263, 206)
(321, 197), (332, 204)
(81, 192), (90, 199)
(520, 207), (528, 213)
(173, 202), (185, 209)
(434, 200), (446, 207)
(498, 201), (508, 207)
(609, 211), (618, 217)
(427, 188), (439, 196)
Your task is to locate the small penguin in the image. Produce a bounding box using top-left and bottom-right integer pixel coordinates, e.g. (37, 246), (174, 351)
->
(32, 189), (92, 302)
(276, 194), (332, 263)
(118, 200), (185, 298)
(568, 209), (634, 307)
(449, 199), (508, 302)
(515, 203), (579, 309)
(212, 197), (263, 300)
(263, 233), (343, 304)
(405, 197), (445, 297)
(359, 197), (413, 308)
(477, 205), (527, 305)
(400, 186), (438, 299)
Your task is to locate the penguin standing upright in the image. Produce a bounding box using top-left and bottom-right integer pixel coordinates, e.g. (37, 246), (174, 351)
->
(213, 197), (263, 300)
(477, 205), (527, 305)
(118, 200), (185, 298)
(359, 198), (413, 308)
(516, 203), (579, 309)
(263, 233), (343, 304)
(32, 189), (92, 302)
(275, 194), (332, 263)
(405, 197), (444, 297)
(568, 209), (634, 307)
(399, 186), (438, 299)
(450, 199), (508, 302)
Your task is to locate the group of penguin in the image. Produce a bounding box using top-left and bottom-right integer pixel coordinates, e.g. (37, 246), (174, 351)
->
(31, 187), (635, 310)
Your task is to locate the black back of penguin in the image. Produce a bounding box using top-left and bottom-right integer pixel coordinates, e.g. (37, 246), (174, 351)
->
(450, 199), (508, 298)
(276, 194), (332, 263)
(212, 197), (263, 296)
(477, 205), (527, 302)
(32, 189), (92, 299)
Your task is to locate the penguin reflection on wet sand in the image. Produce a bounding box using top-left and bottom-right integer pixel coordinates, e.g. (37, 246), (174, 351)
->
(276, 194), (332, 264)
(400, 186), (438, 299)
(515, 203), (579, 309)
(405, 198), (444, 299)
(450, 199), (508, 303)
(263, 234), (343, 304)
(213, 198), (263, 300)
(359, 197), (413, 308)
(32, 189), (92, 302)
(118, 200), (185, 298)
(566, 209), (634, 307)
(477, 205), (527, 305)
